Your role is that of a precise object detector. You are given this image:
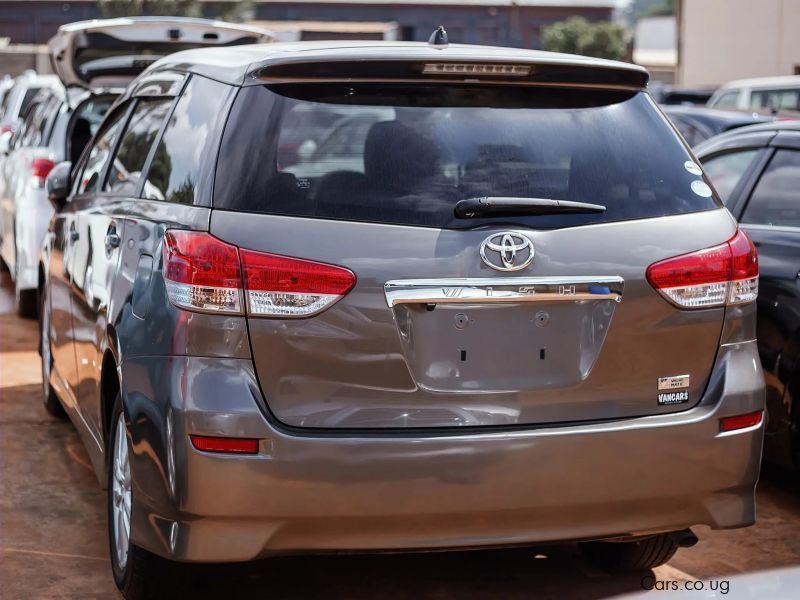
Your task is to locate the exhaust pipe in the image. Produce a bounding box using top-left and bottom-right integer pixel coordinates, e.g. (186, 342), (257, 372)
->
(672, 528), (699, 548)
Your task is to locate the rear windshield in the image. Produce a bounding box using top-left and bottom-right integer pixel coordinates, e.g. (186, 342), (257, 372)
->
(214, 84), (720, 229)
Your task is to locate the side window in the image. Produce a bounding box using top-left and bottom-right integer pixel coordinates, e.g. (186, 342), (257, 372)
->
(104, 98), (172, 195)
(14, 105), (38, 149)
(741, 149), (800, 227)
(142, 76), (231, 204)
(751, 88), (800, 112)
(712, 90), (740, 110)
(69, 97), (114, 164)
(670, 116), (708, 147)
(701, 149), (759, 204)
(77, 104), (128, 195)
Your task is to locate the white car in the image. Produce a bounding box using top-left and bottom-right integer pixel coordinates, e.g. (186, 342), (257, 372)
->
(707, 75), (800, 113)
(0, 16), (272, 317)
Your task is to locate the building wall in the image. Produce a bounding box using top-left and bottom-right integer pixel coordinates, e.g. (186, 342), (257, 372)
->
(0, 1), (99, 44)
(679, 0), (800, 86)
(0, 1), (612, 49)
(253, 4), (611, 48)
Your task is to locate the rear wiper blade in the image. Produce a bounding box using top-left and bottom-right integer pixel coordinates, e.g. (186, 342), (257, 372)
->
(454, 197), (606, 218)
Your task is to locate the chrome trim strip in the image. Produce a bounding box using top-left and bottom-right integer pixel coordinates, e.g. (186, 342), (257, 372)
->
(384, 276), (624, 307)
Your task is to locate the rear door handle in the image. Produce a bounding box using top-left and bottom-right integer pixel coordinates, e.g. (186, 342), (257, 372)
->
(69, 223), (79, 242)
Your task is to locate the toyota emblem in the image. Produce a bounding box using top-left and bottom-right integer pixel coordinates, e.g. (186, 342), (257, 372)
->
(479, 232), (534, 272)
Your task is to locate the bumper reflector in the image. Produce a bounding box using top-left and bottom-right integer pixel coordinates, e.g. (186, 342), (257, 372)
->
(190, 435), (259, 454)
(719, 411), (763, 433)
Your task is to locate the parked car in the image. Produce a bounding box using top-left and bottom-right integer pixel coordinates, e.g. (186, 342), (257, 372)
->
(695, 120), (800, 472)
(652, 84), (716, 106)
(0, 72), (62, 204)
(40, 39), (764, 599)
(707, 75), (800, 113)
(661, 105), (773, 147)
(0, 75), (15, 116)
(0, 16), (272, 317)
(0, 71), (60, 139)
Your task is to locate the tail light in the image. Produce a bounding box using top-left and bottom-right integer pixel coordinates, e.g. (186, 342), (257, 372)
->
(240, 250), (356, 317)
(0, 124), (13, 135)
(646, 229), (758, 309)
(719, 410), (763, 433)
(31, 158), (56, 188)
(163, 230), (355, 317)
(190, 435), (259, 454)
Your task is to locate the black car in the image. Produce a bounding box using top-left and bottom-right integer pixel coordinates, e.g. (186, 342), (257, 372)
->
(696, 121), (800, 471)
(662, 105), (772, 147)
(652, 85), (715, 106)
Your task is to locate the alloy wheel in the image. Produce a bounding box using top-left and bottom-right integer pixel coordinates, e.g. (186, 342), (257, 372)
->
(111, 413), (132, 570)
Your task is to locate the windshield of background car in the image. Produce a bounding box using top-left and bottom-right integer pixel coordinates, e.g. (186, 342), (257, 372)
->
(214, 84), (720, 229)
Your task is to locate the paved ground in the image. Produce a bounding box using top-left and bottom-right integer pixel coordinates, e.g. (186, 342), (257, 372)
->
(1, 269), (799, 599)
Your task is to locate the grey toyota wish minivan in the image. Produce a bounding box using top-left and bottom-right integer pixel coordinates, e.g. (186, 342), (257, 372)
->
(39, 38), (765, 598)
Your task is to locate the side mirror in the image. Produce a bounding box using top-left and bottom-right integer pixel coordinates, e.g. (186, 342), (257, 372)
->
(46, 161), (72, 210)
(0, 130), (11, 155)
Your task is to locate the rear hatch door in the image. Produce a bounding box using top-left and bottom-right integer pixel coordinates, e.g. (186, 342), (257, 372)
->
(48, 17), (272, 89)
(210, 70), (734, 430)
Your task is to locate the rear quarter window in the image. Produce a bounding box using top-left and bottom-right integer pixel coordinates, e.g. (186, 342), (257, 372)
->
(142, 75), (234, 205)
(214, 84), (720, 229)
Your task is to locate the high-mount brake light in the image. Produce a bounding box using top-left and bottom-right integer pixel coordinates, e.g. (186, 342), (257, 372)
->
(646, 229), (758, 309)
(162, 230), (356, 317)
(422, 63), (531, 77)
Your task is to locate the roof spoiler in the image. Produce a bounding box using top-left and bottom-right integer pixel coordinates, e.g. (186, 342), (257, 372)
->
(250, 59), (649, 91)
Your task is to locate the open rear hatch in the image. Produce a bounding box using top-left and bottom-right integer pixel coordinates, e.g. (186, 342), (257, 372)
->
(48, 17), (273, 89)
(204, 54), (746, 430)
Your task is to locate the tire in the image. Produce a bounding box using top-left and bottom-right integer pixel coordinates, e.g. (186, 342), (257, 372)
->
(107, 394), (187, 599)
(39, 284), (66, 419)
(17, 286), (38, 319)
(581, 533), (680, 572)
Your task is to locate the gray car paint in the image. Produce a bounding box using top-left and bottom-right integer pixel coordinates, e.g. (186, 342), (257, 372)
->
(38, 42), (765, 563)
(211, 208), (736, 429)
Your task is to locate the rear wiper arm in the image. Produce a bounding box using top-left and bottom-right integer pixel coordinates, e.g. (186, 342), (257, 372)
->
(454, 197), (606, 218)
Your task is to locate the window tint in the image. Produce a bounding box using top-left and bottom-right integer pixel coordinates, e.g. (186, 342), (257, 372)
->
(19, 87), (42, 118)
(670, 115), (711, 147)
(70, 97), (114, 164)
(712, 91), (740, 110)
(14, 105), (38, 149)
(701, 150), (759, 204)
(215, 85), (719, 229)
(750, 88), (800, 111)
(741, 150), (800, 227)
(105, 98), (172, 195)
(77, 105), (127, 195)
(142, 76), (231, 204)
(19, 96), (60, 148)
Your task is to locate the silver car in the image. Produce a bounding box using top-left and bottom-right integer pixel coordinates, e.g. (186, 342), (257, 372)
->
(0, 18), (272, 318)
(39, 36), (765, 599)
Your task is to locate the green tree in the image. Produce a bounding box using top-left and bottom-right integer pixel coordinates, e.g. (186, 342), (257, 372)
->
(213, 0), (254, 22)
(541, 16), (630, 61)
(97, 0), (253, 20)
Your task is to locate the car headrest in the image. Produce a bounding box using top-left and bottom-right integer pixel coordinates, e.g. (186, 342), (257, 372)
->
(363, 121), (439, 192)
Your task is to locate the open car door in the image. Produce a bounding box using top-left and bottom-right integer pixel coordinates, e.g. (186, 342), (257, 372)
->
(49, 16), (273, 89)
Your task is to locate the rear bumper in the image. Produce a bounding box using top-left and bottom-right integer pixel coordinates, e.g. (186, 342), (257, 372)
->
(13, 191), (52, 291)
(121, 340), (764, 562)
